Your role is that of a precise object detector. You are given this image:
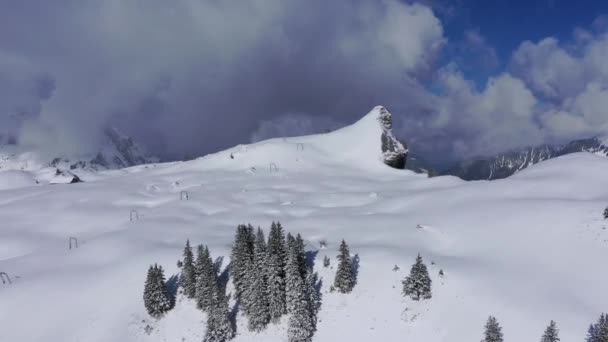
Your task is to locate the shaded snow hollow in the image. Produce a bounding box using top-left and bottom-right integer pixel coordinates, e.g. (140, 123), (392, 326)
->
(0, 107), (607, 342)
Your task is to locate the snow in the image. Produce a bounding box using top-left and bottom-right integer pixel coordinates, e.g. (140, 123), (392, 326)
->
(1, 108), (608, 342)
(0, 170), (37, 190)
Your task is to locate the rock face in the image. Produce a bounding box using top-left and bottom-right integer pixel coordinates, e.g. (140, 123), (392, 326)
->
(377, 107), (408, 169)
(441, 136), (608, 180)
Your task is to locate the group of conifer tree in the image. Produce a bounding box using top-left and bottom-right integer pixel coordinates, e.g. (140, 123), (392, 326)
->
(479, 313), (608, 341)
(231, 222), (322, 342)
(143, 221), (360, 342)
(179, 240), (234, 342)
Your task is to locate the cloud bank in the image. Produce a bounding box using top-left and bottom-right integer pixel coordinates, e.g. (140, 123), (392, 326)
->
(1, 1), (608, 164)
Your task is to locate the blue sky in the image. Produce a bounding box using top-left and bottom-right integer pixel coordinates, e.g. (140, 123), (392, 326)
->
(435, 0), (608, 84)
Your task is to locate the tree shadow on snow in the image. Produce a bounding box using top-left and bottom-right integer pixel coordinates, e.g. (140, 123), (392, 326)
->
(305, 250), (319, 269)
(228, 294), (240, 335)
(214, 256), (224, 275)
(352, 254), (360, 288)
(166, 274), (179, 307)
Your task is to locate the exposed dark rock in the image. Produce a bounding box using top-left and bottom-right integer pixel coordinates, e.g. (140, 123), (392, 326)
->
(377, 107), (408, 169)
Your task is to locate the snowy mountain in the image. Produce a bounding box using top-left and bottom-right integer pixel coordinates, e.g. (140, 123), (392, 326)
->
(441, 136), (608, 180)
(0, 127), (157, 188)
(1, 106), (607, 342)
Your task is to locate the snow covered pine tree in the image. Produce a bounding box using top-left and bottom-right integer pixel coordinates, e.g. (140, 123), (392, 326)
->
(305, 268), (321, 331)
(204, 289), (235, 342)
(333, 240), (355, 293)
(143, 264), (173, 318)
(286, 253), (314, 342)
(247, 228), (271, 332)
(179, 239), (196, 298)
(402, 253), (432, 300)
(541, 320), (560, 342)
(196, 245), (218, 311)
(482, 316), (504, 342)
(587, 313), (608, 342)
(267, 221), (287, 322)
(230, 224), (255, 307)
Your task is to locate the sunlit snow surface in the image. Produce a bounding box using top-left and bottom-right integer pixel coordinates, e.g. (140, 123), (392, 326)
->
(1, 108), (607, 341)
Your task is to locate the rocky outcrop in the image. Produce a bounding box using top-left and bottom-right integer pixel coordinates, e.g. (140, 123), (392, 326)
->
(377, 107), (408, 169)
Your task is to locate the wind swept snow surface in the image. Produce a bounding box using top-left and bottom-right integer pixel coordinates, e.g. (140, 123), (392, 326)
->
(1, 108), (608, 341)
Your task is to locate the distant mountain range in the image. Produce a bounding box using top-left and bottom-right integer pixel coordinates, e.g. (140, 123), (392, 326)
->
(434, 137), (608, 180)
(0, 127), (157, 184)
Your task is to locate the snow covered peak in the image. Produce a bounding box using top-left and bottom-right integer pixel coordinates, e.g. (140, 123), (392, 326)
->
(329, 105), (408, 169)
(207, 106), (409, 173)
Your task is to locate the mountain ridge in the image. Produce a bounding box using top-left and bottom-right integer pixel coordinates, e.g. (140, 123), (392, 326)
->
(439, 136), (608, 180)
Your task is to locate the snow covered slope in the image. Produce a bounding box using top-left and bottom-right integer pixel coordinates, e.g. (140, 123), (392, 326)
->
(1, 107), (607, 342)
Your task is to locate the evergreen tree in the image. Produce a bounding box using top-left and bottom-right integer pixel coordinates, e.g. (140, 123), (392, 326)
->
(323, 255), (330, 268)
(179, 239), (196, 298)
(195, 244), (206, 278)
(230, 224), (255, 304)
(482, 316), (504, 342)
(204, 290), (235, 342)
(588, 324), (596, 342)
(287, 267), (314, 342)
(587, 313), (608, 342)
(267, 221), (287, 322)
(267, 252), (286, 322)
(247, 228), (271, 331)
(196, 246), (218, 311)
(286, 238), (302, 314)
(604, 207), (608, 220)
(305, 268), (321, 330)
(268, 221), (287, 265)
(295, 234), (307, 278)
(333, 240), (355, 293)
(541, 320), (559, 342)
(143, 264), (173, 318)
(402, 254), (432, 300)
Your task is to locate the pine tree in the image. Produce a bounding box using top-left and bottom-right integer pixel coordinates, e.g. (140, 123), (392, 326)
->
(482, 316), (504, 342)
(268, 221), (287, 265)
(196, 246), (218, 311)
(333, 240), (355, 293)
(287, 267), (314, 342)
(286, 238), (303, 314)
(195, 244), (206, 278)
(267, 252), (286, 322)
(231, 224), (255, 304)
(143, 264), (173, 318)
(247, 228), (271, 331)
(179, 239), (196, 298)
(604, 207), (608, 220)
(305, 268), (321, 330)
(204, 290), (235, 342)
(402, 254), (432, 300)
(588, 324), (597, 342)
(267, 221), (287, 322)
(323, 255), (330, 268)
(295, 234), (307, 278)
(541, 320), (559, 342)
(587, 313), (608, 342)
